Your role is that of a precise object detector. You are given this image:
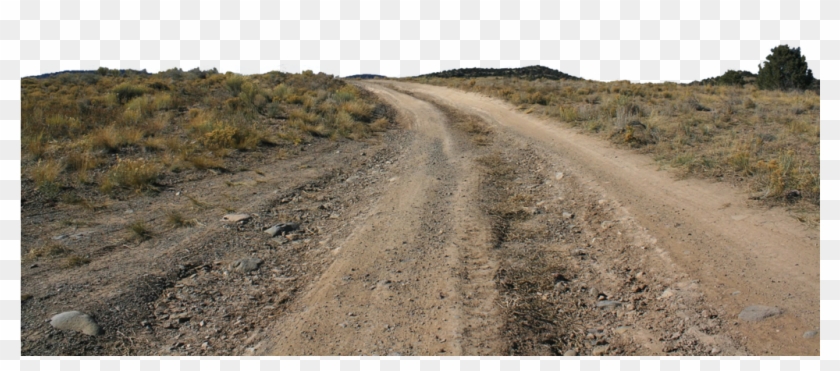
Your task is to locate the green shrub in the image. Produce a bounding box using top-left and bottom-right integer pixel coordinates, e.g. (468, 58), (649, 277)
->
(113, 83), (146, 104)
(756, 45), (815, 91)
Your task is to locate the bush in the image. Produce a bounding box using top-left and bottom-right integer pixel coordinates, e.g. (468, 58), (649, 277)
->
(101, 158), (160, 193)
(113, 83), (146, 104)
(718, 70), (745, 86)
(224, 74), (247, 95)
(756, 45), (815, 91)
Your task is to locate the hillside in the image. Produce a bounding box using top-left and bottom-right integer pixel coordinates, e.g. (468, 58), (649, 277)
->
(417, 65), (582, 81)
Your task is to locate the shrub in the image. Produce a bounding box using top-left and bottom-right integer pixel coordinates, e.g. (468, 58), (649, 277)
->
(718, 70), (745, 86)
(224, 74), (247, 95)
(756, 45), (815, 91)
(91, 125), (143, 152)
(113, 83), (146, 104)
(101, 158), (160, 193)
(340, 101), (374, 122)
(30, 158), (63, 189)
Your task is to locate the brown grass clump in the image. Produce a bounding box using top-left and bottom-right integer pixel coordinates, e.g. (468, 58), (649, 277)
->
(29, 158), (63, 189)
(63, 255), (91, 268)
(100, 158), (160, 193)
(26, 243), (69, 261)
(166, 211), (195, 228)
(127, 220), (152, 241)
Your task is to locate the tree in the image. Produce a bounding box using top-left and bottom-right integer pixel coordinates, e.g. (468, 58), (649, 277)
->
(756, 45), (814, 91)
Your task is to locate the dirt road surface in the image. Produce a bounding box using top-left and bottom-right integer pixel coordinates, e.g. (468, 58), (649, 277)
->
(22, 80), (819, 356)
(263, 81), (818, 356)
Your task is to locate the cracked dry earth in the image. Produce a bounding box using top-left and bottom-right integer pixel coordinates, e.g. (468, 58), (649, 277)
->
(21, 81), (819, 356)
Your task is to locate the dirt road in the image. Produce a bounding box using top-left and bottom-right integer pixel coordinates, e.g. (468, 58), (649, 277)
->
(262, 81), (819, 356)
(22, 80), (819, 356)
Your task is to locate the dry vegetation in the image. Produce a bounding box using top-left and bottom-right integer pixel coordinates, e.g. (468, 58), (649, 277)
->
(409, 76), (820, 207)
(21, 68), (390, 203)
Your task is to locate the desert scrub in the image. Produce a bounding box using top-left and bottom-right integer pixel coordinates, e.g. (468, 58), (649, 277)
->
(30, 158), (63, 189)
(410, 73), (820, 205)
(22, 68), (391, 200)
(100, 158), (160, 193)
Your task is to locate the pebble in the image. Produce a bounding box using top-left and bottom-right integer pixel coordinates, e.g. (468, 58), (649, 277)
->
(563, 350), (577, 356)
(591, 345), (609, 356)
(221, 213), (251, 223)
(50, 311), (102, 336)
(231, 258), (263, 273)
(738, 305), (782, 322)
(614, 326), (631, 335)
(555, 172), (564, 180)
(562, 212), (574, 219)
(596, 300), (623, 310)
(803, 330), (819, 339)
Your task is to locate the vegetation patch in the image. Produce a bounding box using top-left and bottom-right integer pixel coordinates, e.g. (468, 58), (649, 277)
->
(21, 68), (393, 201)
(409, 60), (820, 206)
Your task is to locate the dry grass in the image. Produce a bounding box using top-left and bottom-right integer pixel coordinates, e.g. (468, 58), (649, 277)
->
(127, 220), (152, 241)
(166, 211), (195, 228)
(63, 255), (91, 268)
(25, 243), (70, 261)
(411, 76), (820, 205)
(21, 69), (391, 200)
(100, 158), (161, 193)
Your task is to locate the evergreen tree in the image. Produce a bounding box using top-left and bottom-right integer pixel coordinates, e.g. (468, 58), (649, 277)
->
(756, 45), (814, 91)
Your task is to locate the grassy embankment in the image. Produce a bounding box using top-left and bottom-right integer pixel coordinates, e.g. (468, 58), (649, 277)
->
(409, 75), (820, 211)
(21, 69), (390, 202)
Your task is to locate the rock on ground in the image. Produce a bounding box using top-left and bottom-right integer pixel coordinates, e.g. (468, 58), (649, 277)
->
(221, 213), (251, 222)
(50, 311), (102, 336)
(231, 258), (263, 273)
(264, 223), (300, 237)
(738, 305), (782, 322)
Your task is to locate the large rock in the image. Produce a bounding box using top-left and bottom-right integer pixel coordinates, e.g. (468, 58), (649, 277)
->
(738, 305), (782, 322)
(231, 257), (263, 273)
(50, 311), (102, 336)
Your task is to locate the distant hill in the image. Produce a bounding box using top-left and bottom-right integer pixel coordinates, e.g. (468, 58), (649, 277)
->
(416, 65), (582, 81)
(345, 74), (388, 79)
(25, 69), (151, 79)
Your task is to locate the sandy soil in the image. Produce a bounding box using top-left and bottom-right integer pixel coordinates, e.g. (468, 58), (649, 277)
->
(21, 80), (819, 356)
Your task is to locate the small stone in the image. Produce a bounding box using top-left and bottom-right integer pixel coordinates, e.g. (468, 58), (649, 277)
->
(738, 305), (782, 322)
(52, 235), (67, 240)
(563, 350), (578, 356)
(592, 345), (609, 356)
(710, 347), (721, 355)
(221, 213), (251, 223)
(803, 330), (819, 339)
(596, 300), (623, 310)
(50, 311), (102, 336)
(659, 288), (676, 299)
(614, 326), (631, 334)
(555, 172), (564, 180)
(562, 212), (574, 219)
(30, 264), (38, 269)
(231, 258), (263, 273)
(264, 223), (300, 237)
